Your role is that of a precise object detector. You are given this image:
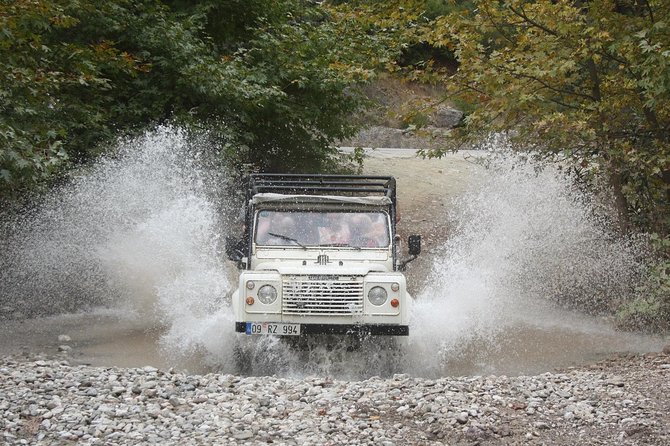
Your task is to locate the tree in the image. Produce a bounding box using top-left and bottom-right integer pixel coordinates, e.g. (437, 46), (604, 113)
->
(0, 1), (142, 198)
(415, 0), (670, 234)
(0, 0), (384, 200)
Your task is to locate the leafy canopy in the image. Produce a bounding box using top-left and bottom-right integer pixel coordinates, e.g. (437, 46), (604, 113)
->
(429, 0), (670, 233)
(0, 0), (387, 199)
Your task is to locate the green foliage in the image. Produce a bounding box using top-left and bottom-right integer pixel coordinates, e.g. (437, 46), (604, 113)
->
(424, 0), (474, 20)
(222, 4), (378, 172)
(418, 0), (670, 235)
(0, 0), (141, 198)
(1, 0), (383, 200)
(618, 235), (670, 331)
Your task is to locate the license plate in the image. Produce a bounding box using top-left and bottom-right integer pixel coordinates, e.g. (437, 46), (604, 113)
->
(245, 322), (300, 336)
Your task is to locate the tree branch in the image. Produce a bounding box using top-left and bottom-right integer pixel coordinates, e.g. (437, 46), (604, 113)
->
(490, 62), (596, 103)
(480, 4), (518, 46)
(642, 0), (655, 24)
(507, 5), (559, 38)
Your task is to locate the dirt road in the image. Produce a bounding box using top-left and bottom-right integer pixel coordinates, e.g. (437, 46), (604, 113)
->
(357, 148), (485, 292)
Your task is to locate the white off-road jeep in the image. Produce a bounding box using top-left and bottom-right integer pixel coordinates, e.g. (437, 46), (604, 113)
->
(226, 174), (420, 339)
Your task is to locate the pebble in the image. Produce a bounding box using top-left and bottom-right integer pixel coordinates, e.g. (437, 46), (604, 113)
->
(0, 353), (667, 445)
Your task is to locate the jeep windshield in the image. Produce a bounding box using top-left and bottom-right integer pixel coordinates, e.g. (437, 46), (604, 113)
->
(254, 210), (390, 248)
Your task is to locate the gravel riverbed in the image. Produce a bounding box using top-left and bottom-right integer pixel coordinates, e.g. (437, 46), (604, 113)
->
(2, 352), (669, 445)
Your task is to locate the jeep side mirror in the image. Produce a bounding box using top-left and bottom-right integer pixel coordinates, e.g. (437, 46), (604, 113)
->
(408, 235), (421, 256)
(225, 236), (244, 262)
(399, 235), (421, 271)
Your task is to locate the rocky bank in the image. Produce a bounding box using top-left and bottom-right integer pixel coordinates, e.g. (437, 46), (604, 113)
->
(1, 352), (669, 445)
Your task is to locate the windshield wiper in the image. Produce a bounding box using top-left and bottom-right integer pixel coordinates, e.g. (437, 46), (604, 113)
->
(267, 232), (307, 249)
(319, 243), (361, 250)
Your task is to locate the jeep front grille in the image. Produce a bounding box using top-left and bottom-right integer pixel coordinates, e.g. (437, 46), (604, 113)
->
(282, 275), (364, 316)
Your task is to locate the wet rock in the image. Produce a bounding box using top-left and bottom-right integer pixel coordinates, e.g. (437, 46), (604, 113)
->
(456, 412), (469, 424)
(606, 376), (625, 387)
(430, 106), (464, 128)
(85, 388), (98, 397)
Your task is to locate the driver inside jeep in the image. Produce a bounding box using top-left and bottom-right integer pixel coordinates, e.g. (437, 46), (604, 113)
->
(256, 211), (389, 248)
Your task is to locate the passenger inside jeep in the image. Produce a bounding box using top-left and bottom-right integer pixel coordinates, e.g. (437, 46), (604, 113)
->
(255, 210), (390, 248)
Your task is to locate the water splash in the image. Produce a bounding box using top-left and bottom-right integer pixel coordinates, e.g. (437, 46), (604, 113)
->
(406, 149), (652, 376)
(0, 126), (238, 367)
(0, 132), (662, 378)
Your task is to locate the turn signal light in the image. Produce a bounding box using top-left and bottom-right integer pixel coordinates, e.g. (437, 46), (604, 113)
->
(246, 296), (255, 306)
(390, 299), (399, 308)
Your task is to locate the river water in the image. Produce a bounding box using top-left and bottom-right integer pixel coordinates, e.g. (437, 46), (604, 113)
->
(0, 127), (666, 379)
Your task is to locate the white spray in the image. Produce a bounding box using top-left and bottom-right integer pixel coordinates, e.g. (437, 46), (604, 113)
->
(1, 126), (238, 368)
(406, 150), (653, 376)
(1, 131), (662, 378)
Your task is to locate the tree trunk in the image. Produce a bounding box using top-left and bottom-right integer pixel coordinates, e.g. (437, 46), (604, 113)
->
(608, 166), (631, 234)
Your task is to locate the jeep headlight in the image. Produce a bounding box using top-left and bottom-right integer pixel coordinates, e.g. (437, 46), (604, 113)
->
(257, 285), (278, 305)
(367, 286), (388, 306)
